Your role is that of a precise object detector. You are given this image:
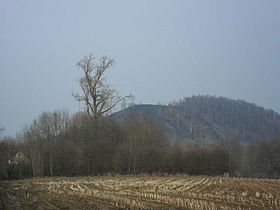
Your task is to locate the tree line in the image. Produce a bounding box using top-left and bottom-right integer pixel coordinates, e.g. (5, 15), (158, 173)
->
(0, 54), (279, 180)
(1, 109), (279, 180)
(163, 95), (280, 141)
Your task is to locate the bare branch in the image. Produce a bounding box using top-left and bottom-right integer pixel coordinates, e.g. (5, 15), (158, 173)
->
(73, 54), (131, 123)
(100, 95), (132, 115)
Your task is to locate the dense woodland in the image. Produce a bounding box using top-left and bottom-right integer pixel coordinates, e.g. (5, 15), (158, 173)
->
(166, 96), (280, 141)
(0, 105), (280, 180)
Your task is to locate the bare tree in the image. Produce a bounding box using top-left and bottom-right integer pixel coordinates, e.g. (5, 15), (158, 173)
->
(272, 140), (280, 178)
(73, 54), (131, 143)
(39, 111), (69, 176)
(119, 114), (166, 174)
(23, 110), (69, 177)
(23, 121), (44, 177)
(74, 54), (131, 122)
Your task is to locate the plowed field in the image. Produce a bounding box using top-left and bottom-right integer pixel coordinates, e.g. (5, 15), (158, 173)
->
(1, 176), (279, 209)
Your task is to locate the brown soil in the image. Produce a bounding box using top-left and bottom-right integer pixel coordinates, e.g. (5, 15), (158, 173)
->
(0, 175), (279, 209)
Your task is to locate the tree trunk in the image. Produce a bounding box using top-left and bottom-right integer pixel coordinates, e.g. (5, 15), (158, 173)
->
(50, 155), (53, 177)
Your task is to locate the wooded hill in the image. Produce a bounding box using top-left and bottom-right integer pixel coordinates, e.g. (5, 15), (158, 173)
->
(1, 95), (280, 180)
(113, 95), (280, 143)
(1, 54), (279, 179)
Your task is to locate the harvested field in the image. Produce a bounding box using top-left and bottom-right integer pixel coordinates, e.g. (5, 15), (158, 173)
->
(0, 176), (280, 209)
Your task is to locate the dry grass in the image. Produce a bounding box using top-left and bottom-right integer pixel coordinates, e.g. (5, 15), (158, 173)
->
(1, 175), (280, 209)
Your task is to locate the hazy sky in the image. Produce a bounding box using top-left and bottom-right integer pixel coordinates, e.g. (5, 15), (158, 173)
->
(1, 0), (280, 136)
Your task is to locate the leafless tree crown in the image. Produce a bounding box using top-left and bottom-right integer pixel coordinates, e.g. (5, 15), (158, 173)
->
(73, 54), (130, 121)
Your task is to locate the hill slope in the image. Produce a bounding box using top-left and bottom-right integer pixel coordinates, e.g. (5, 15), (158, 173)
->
(113, 96), (280, 142)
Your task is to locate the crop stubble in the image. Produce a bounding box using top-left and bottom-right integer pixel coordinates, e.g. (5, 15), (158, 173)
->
(0, 175), (279, 209)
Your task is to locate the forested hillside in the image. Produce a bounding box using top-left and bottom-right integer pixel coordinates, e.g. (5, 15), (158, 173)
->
(1, 96), (280, 180)
(114, 96), (280, 142)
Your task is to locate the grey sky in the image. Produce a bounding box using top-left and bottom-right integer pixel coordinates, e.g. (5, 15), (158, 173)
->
(0, 0), (280, 136)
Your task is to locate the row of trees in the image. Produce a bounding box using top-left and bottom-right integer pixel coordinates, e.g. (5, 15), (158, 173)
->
(1, 110), (280, 179)
(0, 111), (222, 178)
(0, 54), (279, 179)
